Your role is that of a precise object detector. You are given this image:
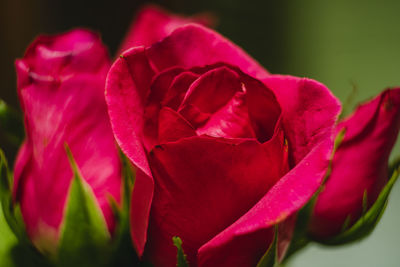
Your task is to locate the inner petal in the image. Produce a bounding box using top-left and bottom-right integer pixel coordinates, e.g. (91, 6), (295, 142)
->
(196, 91), (256, 139)
(161, 72), (199, 110)
(143, 67), (184, 150)
(158, 107), (197, 144)
(242, 75), (282, 143)
(178, 66), (242, 128)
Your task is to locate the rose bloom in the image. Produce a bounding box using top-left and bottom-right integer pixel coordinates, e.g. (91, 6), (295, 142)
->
(12, 5), (211, 254)
(106, 23), (400, 266)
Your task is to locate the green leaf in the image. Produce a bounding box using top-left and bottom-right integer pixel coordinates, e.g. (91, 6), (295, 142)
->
(0, 100), (24, 147)
(0, 149), (28, 243)
(0, 200), (18, 267)
(315, 162), (400, 246)
(173, 236), (189, 267)
(57, 145), (111, 267)
(257, 226), (279, 267)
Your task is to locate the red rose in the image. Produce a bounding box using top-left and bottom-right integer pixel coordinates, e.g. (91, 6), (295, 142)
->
(106, 24), (341, 266)
(12, 5), (213, 255)
(118, 4), (215, 55)
(310, 89), (400, 238)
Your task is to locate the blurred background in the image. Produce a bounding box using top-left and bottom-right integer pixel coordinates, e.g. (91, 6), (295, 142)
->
(0, 0), (399, 266)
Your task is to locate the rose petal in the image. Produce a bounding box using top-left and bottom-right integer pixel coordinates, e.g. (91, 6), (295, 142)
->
(263, 75), (341, 165)
(14, 29), (121, 250)
(21, 29), (109, 81)
(196, 91), (255, 139)
(198, 139), (334, 267)
(147, 24), (269, 80)
(145, 127), (287, 266)
(105, 47), (156, 256)
(118, 5), (215, 54)
(311, 88), (400, 237)
(158, 107), (197, 143)
(178, 66), (241, 127)
(143, 67), (185, 149)
(243, 75), (281, 143)
(130, 169), (154, 256)
(162, 72), (199, 110)
(106, 47), (155, 176)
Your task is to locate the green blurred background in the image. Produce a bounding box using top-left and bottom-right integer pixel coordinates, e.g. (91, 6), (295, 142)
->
(0, 0), (399, 266)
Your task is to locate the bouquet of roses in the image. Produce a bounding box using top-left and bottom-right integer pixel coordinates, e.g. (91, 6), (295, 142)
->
(0, 5), (399, 267)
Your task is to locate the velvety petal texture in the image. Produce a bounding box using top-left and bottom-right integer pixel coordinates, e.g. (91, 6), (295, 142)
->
(198, 76), (341, 266)
(14, 29), (121, 251)
(263, 75), (342, 165)
(310, 88), (400, 238)
(105, 24), (342, 266)
(147, 24), (269, 80)
(118, 4), (215, 55)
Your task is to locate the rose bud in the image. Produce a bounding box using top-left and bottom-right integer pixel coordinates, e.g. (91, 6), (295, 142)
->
(106, 24), (341, 266)
(310, 88), (400, 238)
(13, 29), (122, 253)
(118, 4), (215, 55)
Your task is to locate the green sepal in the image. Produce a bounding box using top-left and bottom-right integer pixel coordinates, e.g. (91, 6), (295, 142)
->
(314, 162), (400, 246)
(56, 145), (111, 267)
(0, 148), (29, 243)
(0, 100), (24, 147)
(283, 129), (346, 261)
(256, 225), (279, 267)
(173, 236), (189, 267)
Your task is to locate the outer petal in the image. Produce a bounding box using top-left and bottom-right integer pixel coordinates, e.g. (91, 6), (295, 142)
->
(105, 47), (156, 255)
(198, 140), (334, 267)
(198, 76), (341, 266)
(310, 88), (400, 237)
(263, 75), (341, 165)
(145, 131), (288, 267)
(106, 47), (155, 176)
(147, 24), (269, 80)
(118, 4), (215, 54)
(14, 29), (121, 251)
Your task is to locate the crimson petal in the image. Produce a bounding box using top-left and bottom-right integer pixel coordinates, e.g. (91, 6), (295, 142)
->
(145, 133), (288, 266)
(147, 24), (269, 80)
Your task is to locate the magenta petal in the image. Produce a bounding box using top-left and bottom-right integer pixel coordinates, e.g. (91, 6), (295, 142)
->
(158, 107), (197, 143)
(178, 66), (241, 127)
(196, 91), (255, 139)
(105, 47), (157, 256)
(118, 5), (215, 54)
(145, 133), (287, 266)
(142, 67), (187, 149)
(14, 29), (121, 249)
(147, 24), (269, 80)
(106, 47), (155, 177)
(162, 72), (199, 110)
(311, 88), (400, 237)
(20, 29), (110, 81)
(263, 75), (341, 165)
(243, 75), (281, 142)
(130, 169), (154, 256)
(198, 139), (334, 267)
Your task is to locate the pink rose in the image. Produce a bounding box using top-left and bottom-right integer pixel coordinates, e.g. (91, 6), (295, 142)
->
(13, 29), (122, 252)
(118, 4), (215, 55)
(106, 24), (342, 266)
(310, 89), (400, 238)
